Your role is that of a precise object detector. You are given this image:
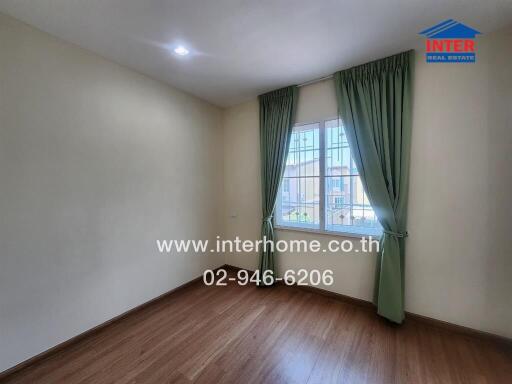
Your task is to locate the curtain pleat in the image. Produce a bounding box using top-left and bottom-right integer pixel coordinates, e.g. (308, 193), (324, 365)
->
(334, 51), (414, 323)
(258, 86), (298, 285)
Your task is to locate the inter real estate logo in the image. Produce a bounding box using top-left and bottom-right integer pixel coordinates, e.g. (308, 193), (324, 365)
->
(419, 19), (481, 63)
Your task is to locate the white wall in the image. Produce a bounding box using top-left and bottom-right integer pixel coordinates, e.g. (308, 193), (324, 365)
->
(222, 29), (512, 338)
(0, 13), (224, 372)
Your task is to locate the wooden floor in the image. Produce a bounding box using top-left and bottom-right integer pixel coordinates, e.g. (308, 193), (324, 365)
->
(2, 274), (511, 384)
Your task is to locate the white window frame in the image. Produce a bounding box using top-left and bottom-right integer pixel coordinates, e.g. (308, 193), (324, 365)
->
(274, 118), (382, 239)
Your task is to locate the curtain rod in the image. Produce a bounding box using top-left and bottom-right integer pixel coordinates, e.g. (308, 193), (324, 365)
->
(297, 74), (333, 88)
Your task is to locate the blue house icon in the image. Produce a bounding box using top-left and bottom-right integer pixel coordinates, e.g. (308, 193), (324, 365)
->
(419, 19), (481, 39)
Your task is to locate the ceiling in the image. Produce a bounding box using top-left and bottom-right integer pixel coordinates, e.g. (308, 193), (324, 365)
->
(1, 0), (511, 107)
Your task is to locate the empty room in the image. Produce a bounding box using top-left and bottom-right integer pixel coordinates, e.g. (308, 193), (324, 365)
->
(0, 1), (511, 383)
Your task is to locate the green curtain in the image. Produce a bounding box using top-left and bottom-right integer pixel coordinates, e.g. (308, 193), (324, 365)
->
(258, 86), (298, 285)
(334, 51), (414, 323)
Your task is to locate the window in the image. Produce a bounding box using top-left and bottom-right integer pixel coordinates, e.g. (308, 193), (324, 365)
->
(276, 123), (320, 229)
(275, 119), (382, 236)
(334, 196), (344, 208)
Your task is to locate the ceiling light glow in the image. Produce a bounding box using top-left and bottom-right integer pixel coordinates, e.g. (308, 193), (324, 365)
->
(174, 46), (189, 56)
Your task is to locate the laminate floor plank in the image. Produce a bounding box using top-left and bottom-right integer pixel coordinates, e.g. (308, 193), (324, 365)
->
(2, 276), (511, 384)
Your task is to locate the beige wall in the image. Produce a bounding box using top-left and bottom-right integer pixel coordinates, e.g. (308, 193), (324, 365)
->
(0, 13), (224, 372)
(222, 29), (512, 338)
(406, 28), (512, 337)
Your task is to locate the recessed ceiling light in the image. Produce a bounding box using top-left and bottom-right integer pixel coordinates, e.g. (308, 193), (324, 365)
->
(174, 46), (189, 56)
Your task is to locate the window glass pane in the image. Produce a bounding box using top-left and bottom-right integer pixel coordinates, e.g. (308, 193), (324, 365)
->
(325, 119), (382, 236)
(276, 123), (320, 229)
(284, 123), (319, 177)
(326, 176), (354, 227)
(325, 119), (358, 176)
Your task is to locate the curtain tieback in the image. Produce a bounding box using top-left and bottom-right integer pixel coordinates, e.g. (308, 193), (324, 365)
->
(262, 216), (273, 224)
(383, 230), (408, 238)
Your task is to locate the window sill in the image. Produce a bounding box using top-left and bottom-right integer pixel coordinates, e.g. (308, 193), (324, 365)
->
(274, 225), (381, 240)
